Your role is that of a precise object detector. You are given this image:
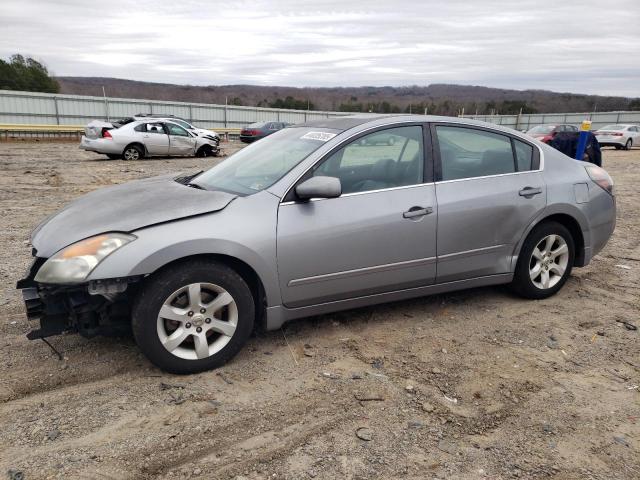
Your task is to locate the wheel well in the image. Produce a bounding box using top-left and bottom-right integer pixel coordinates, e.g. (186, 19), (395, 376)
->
(537, 214), (585, 266)
(196, 144), (213, 157)
(147, 254), (267, 329)
(123, 142), (145, 155)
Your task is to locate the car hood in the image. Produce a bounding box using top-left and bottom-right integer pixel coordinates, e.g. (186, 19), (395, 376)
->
(31, 173), (236, 257)
(195, 128), (218, 137)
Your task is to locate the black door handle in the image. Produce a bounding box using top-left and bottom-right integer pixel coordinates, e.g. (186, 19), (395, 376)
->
(403, 206), (433, 218)
(519, 187), (543, 197)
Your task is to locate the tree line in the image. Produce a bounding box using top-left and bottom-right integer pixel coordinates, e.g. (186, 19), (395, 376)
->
(0, 54), (59, 93)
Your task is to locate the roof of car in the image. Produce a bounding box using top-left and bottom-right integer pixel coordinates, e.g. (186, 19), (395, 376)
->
(295, 114), (540, 136)
(296, 114), (410, 130)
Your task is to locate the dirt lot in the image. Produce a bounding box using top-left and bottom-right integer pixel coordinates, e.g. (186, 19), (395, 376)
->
(0, 141), (638, 480)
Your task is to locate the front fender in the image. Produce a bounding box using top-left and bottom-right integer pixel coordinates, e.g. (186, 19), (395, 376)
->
(87, 192), (281, 306)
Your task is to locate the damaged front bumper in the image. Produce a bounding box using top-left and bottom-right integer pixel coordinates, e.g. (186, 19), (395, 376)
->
(17, 256), (141, 340)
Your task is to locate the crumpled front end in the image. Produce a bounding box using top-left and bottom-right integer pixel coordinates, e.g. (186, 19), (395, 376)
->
(17, 251), (140, 340)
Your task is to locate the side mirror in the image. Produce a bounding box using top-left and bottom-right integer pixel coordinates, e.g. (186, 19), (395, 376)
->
(295, 176), (342, 200)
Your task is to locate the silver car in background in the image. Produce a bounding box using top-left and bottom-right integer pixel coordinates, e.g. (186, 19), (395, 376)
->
(19, 115), (616, 374)
(85, 114), (220, 142)
(594, 124), (639, 150)
(80, 119), (220, 160)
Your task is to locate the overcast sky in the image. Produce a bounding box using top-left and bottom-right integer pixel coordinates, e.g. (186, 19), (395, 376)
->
(1, 0), (639, 96)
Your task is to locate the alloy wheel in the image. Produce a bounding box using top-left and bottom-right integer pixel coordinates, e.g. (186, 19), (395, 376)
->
(156, 282), (238, 360)
(124, 148), (140, 160)
(529, 234), (569, 290)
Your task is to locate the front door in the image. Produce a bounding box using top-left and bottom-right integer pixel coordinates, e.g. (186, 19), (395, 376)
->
(277, 125), (438, 308)
(166, 123), (197, 156)
(432, 124), (547, 283)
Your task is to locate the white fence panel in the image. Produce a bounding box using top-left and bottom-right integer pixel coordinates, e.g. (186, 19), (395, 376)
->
(0, 90), (346, 129)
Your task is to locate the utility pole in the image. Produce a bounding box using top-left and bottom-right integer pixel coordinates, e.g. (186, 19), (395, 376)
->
(102, 86), (110, 122)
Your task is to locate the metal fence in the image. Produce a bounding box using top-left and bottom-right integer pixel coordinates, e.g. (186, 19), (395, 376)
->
(460, 111), (640, 132)
(0, 90), (347, 130)
(3, 89), (639, 133)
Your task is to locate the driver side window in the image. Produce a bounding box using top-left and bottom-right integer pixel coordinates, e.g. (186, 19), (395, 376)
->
(313, 126), (424, 195)
(167, 123), (189, 137)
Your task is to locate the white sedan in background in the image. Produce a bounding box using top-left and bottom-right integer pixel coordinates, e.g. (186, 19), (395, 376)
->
(80, 120), (220, 160)
(594, 124), (639, 150)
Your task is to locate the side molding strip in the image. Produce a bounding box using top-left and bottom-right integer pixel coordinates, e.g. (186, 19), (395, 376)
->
(288, 256), (437, 287)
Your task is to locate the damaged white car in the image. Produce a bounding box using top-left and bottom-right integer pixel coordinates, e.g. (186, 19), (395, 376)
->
(80, 119), (220, 160)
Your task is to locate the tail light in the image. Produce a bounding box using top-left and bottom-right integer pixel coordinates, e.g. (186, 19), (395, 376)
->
(585, 165), (614, 196)
(612, 132), (623, 137)
(102, 129), (112, 139)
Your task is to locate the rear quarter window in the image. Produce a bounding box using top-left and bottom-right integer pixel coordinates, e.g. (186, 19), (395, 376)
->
(513, 139), (534, 171)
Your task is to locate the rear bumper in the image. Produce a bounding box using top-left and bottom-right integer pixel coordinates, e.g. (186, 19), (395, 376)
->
(239, 135), (258, 143)
(596, 137), (626, 147)
(79, 136), (122, 154)
(584, 189), (616, 264)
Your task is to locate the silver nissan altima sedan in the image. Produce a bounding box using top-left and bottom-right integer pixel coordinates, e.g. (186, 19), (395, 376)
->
(18, 115), (616, 374)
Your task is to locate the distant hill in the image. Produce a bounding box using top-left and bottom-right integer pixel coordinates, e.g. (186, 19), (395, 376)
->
(57, 77), (640, 115)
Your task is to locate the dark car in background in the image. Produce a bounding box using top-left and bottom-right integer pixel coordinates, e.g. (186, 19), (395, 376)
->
(526, 124), (578, 143)
(240, 121), (289, 143)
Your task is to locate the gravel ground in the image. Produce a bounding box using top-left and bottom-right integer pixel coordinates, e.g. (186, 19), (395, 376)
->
(0, 141), (638, 480)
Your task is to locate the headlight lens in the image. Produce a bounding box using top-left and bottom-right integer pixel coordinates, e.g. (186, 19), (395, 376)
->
(34, 233), (136, 284)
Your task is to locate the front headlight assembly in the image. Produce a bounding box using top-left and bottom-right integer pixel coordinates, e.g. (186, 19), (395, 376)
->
(34, 233), (136, 284)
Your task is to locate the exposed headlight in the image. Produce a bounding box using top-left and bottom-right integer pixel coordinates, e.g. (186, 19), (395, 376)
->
(35, 233), (136, 284)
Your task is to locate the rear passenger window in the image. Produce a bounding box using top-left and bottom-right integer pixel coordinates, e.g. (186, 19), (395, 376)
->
(436, 126), (515, 181)
(134, 124), (146, 132)
(513, 139), (534, 171)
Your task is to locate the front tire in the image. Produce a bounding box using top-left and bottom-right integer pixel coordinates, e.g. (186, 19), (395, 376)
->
(196, 145), (214, 157)
(132, 260), (255, 374)
(511, 222), (575, 299)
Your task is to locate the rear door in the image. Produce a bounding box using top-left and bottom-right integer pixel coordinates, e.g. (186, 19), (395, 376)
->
(166, 123), (197, 155)
(432, 124), (546, 283)
(139, 123), (169, 155)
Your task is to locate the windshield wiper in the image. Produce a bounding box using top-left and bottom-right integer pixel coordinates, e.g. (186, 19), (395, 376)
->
(174, 170), (204, 186)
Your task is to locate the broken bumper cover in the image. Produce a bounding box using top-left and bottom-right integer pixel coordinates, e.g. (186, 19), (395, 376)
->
(17, 258), (140, 339)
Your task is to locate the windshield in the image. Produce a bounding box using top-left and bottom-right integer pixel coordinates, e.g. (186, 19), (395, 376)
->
(599, 124), (624, 131)
(171, 119), (193, 129)
(527, 125), (554, 134)
(192, 127), (338, 195)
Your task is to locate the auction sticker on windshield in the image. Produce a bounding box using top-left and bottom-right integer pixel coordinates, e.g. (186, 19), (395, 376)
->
(300, 132), (337, 141)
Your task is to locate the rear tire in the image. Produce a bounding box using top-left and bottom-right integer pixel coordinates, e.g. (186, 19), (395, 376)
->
(624, 139), (632, 150)
(511, 222), (575, 299)
(123, 144), (144, 161)
(131, 260), (255, 374)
